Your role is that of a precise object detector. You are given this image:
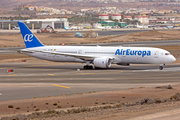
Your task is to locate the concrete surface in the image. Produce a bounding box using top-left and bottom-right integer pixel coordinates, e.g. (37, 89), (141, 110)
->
(0, 63), (180, 101)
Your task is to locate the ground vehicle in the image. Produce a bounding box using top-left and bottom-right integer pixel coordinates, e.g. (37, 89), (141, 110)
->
(12, 26), (20, 30)
(37, 25), (57, 33)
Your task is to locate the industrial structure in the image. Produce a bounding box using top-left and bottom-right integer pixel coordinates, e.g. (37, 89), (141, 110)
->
(98, 20), (127, 28)
(0, 18), (69, 30)
(25, 18), (69, 29)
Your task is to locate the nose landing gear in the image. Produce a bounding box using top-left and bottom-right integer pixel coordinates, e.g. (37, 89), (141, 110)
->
(159, 66), (163, 70)
(159, 64), (165, 70)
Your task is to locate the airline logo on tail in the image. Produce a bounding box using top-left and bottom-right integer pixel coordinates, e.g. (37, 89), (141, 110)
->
(24, 34), (34, 42)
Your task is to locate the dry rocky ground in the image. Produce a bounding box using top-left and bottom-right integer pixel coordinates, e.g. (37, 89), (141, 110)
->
(0, 85), (180, 120)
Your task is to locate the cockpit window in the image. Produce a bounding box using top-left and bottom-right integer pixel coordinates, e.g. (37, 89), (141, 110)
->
(165, 53), (171, 55)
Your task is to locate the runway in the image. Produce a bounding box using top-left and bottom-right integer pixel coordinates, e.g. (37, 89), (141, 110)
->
(0, 63), (180, 101)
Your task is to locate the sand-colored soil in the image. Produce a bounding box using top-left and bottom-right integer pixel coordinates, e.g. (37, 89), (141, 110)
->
(0, 30), (180, 47)
(0, 84), (180, 120)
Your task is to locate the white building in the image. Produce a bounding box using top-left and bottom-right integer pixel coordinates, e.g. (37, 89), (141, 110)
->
(124, 16), (132, 20)
(99, 14), (109, 20)
(111, 14), (121, 21)
(135, 16), (149, 24)
(25, 18), (69, 29)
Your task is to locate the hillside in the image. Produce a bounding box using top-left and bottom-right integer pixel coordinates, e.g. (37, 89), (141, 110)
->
(1, 0), (180, 14)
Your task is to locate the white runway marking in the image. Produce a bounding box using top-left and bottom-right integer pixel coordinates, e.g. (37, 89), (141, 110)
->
(143, 67), (180, 72)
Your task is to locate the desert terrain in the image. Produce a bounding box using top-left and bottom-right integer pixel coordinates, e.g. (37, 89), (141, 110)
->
(1, 0), (180, 12)
(0, 30), (180, 48)
(0, 84), (180, 120)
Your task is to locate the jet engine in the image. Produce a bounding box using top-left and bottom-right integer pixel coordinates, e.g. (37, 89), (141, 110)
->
(93, 57), (112, 68)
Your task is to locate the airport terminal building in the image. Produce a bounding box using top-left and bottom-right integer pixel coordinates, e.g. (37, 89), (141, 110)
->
(0, 18), (69, 30)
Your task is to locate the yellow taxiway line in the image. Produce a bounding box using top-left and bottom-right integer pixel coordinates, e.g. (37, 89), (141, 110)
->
(48, 74), (55, 76)
(7, 74), (18, 76)
(52, 84), (70, 89)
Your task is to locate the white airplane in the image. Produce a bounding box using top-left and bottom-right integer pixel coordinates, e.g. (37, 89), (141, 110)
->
(18, 22), (176, 70)
(64, 26), (83, 30)
(63, 26), (73, 30)
(95, 24), (111, 30)
(12, 26), (20, 30)
(166, 25), (174, 29)
(136, 24), (148, 29)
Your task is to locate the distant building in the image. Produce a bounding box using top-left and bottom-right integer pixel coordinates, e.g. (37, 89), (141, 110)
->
(124, 16), (132, 20)
(25, 18), (69, 29)
(121, 0), (136, 2)
(111, 14), (121, 21)
(135, 16), (149, 24)
(99, 14), (109, 20)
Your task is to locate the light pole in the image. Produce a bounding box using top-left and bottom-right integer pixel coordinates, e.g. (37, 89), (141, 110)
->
(2, 4), (4, 30)
(60, 5), (62, 29)
(171, 6), (173, 25)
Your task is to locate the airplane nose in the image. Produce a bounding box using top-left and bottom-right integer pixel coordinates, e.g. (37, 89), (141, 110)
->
(171, 56), (176, 62)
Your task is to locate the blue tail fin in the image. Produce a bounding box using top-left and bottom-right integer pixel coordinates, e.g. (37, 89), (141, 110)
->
(18, 22), (44, 48)
(63, 26), (67, 30)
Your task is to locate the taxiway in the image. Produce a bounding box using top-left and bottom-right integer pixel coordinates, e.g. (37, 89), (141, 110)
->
(0, 63), (180, 101)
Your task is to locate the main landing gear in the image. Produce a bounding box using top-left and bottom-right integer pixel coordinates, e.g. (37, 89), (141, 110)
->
(159, 64), (165, 70)
(83, 61), (93, 69)
(83, 65), (93, 69)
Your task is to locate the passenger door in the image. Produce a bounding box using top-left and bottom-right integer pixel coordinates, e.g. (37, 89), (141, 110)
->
(154, 51), (159, 58)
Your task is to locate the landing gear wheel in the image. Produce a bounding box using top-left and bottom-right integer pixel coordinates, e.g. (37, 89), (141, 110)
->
(83, 65), (93, 69)
(159, 66), (163, 70)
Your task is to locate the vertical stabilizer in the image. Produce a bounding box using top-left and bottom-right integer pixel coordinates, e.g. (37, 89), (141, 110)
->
(18, 22), (44, 48)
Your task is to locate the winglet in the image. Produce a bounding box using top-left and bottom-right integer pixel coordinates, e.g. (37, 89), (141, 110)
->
(18, 22), (44, 48)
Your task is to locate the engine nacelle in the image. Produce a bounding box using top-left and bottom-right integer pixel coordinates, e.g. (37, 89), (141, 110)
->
(93, 57), (112, 68)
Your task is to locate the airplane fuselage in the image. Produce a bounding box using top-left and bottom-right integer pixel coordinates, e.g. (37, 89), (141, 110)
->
(21, 46), (175, 65)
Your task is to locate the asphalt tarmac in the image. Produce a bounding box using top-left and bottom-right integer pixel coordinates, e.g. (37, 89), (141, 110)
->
(0, 63), (180, 101)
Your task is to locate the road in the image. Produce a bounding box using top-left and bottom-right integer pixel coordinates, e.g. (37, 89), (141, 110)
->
(0, 63), (180, 101)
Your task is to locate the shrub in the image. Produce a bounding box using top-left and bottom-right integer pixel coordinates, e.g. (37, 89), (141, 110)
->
(53, 103), (57, 106)
(16, 107), (20, 110)
(8, 105), (13, 108)
(35, 108), (40, 111)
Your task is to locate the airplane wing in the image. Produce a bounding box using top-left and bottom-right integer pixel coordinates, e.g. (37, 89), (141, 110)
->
(21, 50), (114, 61)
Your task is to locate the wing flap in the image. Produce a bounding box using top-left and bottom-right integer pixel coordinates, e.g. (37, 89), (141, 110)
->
(38, 51), (95, 61)
(20, 50), (114, 61)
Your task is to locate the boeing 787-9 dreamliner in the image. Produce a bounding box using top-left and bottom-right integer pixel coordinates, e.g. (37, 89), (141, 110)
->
(18, 22), (176, 70)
